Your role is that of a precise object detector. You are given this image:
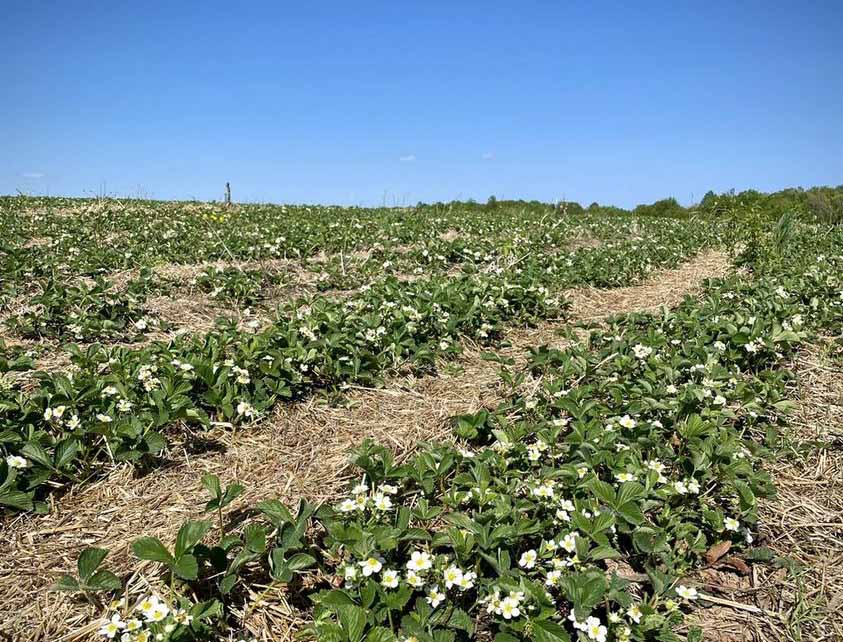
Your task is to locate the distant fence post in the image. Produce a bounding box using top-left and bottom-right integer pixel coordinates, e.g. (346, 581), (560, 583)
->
(225, 182), (231, 206)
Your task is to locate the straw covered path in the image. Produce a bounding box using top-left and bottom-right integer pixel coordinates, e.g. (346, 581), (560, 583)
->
(686, 338), (843, 642)
(0, 250), (731, 641)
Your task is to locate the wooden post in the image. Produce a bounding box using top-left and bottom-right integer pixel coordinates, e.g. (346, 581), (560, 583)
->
(225, 182), (231, 206)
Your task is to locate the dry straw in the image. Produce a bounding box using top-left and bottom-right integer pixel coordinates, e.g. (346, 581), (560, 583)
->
(0, 251), (739, 641)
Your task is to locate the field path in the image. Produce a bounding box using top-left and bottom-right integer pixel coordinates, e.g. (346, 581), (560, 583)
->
(0, 250), (731, 641)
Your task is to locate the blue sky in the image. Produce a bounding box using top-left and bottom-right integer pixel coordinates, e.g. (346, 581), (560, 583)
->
(2, 1), (841, 207)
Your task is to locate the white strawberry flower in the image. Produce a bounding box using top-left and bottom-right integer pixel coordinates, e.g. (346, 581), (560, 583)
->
(350, 481), (369, 495)
(98, 613), (126, 638)
(676, 584), (698, 600)
(146, 602), (169, 622)
(236, 401), (254, 417)
(6, 455), (28, 469)
(632, 344), (652, 359)
(626, 604), (642, 623)
(372, 493), (393, 511)
(405, 570), (425, 588)
(343, 565), (358, 583)
(618, 415), (636, 429)
(442, 565), (463, 589)
(338, 499), (356, 513)
(518, 549), (537, 569)
(585, 616), (608, 642)
(359, 556), (383, 577)
(381, 568), (399, 588)
(406, 550), (433, 572)
(560, 532), (577, 553)
(499, 596), (521, 619)
(456, 571), (476, 590)
(426, 585), (445, 608)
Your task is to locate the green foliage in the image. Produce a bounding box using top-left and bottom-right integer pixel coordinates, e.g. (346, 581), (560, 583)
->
(53, 547), (121, 593)
(1, 190), (841, 641)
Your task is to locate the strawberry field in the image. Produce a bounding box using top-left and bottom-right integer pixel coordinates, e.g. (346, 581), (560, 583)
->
(0, 192), (841, 642)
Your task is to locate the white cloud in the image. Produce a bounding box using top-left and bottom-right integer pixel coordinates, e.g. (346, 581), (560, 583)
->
(22, 172), (45, 179)
(481, 152), (494, 160)
(399, 154), (416, 162)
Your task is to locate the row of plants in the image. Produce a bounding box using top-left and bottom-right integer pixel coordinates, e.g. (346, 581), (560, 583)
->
(53, 215), (842, 641)
(193, 267), (289, 306)
(0, 217), (721, 511)
(0, 195), (700, 290)
(4, 269), (163, 342)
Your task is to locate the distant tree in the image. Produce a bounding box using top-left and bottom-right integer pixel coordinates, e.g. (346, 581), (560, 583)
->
(633, 197), (686, 218)
(486, 195), (497, 209)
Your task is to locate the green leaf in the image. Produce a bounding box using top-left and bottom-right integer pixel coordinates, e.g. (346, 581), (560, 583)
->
(21, 441), (53, 469)
(318, 589), (358, 608)
(132, 537), (174, 565)
(53, 438), (79, 470)
(174, 520), (212, 558)
(360, 579), (377, 609)
(616, 481), (645, 505)
(633, 527), (664, 553)
(173, 553), (199, 580)
(86, 570), (122, 591)
(687, 626), (703, 642)
(143, 431), (166, 454)
(616, 501), (644, 525)
(364, 626), (397, 642)
(286, 552), (316, 571)
(589, 479), (616, 505)
(531, 619), (572, 642)
(222, 482), (245, 507)
(0, 489), (34, 511)
(338, 604), (367, 642)
(77, 547), (108, 581)
(257, 498), (294, 525)
(190, 598), (223, 621)
(220, 573), (238, 595)
(244, 523), (267, 553)
(446, 608), (473, 634)
(201, 474), (221, 498)
(52, 575), (80, 592)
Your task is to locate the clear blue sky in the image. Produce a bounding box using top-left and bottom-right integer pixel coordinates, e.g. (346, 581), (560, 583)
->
(2, 1), (841, 207)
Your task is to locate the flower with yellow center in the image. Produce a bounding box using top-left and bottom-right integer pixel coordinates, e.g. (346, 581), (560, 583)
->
(98, 614), (126, 639)
(146, 602), (169, 623)
(359, 557), (383, 577)
(381, 569), (399, 588)
(442, 565), (463, 588)
(499, 596), (521, 619)
(406, 550), (432, 572)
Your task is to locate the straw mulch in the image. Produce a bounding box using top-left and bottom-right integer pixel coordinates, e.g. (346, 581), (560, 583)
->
(686, 339), (843, 641)
(0, 251), (732, 641)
